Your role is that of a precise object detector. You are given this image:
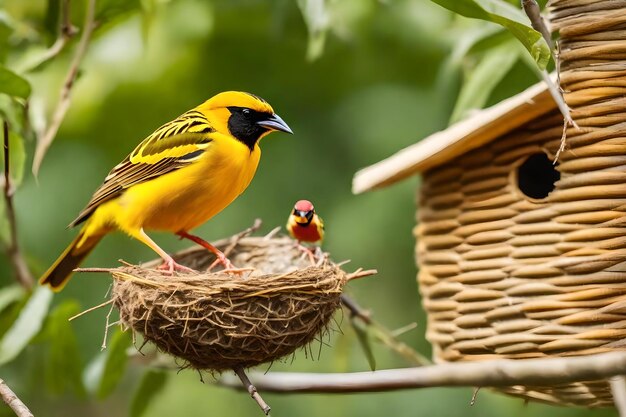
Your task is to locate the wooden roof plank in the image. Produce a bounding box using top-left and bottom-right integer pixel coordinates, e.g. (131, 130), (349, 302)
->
(352, 80), (557, 194)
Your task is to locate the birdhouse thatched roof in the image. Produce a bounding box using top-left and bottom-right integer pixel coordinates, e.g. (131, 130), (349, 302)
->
(352, 79), (558, 194)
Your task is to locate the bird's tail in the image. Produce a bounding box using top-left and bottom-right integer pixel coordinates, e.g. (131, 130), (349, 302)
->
(39, 228), (104, 292)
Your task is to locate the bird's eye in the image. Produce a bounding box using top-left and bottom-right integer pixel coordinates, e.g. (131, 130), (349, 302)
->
(242, 108), (251, 117)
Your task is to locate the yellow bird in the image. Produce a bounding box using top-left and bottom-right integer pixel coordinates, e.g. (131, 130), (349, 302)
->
(40, 91), (292, 291)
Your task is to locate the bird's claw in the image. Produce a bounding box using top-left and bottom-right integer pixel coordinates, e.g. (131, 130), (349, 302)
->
(295, 242), (319, 265)
(158, 258), (196, 274)
(222, 266), (256, 275)
(314, 247), (328, 266)
(207, 253), (252, 275)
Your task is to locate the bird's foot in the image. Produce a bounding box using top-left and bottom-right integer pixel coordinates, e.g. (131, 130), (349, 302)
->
(207, 252), (254, 275)
(158, 257), (196, 274)
(294, 242), (319, 265)
(177, 231), (252, 275)
(313, 246), (328, 266)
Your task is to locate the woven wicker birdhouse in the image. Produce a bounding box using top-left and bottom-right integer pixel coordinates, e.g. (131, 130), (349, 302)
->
(353, 0), (626, 408)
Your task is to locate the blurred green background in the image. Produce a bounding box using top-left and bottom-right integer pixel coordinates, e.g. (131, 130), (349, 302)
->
(0, 0), (617, 416)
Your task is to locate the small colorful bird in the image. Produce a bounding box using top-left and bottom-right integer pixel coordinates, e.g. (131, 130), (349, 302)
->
(286, 200), (325, 261)
(40, 91), (292, 291)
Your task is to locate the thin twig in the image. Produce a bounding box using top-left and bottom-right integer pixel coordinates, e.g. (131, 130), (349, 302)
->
(542, 69), (579, 162)
(218, 351), (626, 394)
(33, 0), (97, 176)
(390, 322), (417, 338)
(106, 320), (121, 328)
(68, 298), (114, 322)
(341, 294), (372, 324)
(73, 267), (117, 273)
(520, 0), (579, 162)
(0, 378), (34, 417)
(233, 366), (272, 416)
(223, 218), (263, 258)
(341, 294), (430, 367)
(521, 0), (553, 50)
(101, 300), (115, 351)
(263, 226), (281, 240)
(20, 0), (77, 73)
(470, 387), (481, 406)
(2, 121), (33, 290)
(611, 376), (626, 417)
(118, 259), (137, 268)
(345, 268), (377, 282)
(334, 259), (351, 268)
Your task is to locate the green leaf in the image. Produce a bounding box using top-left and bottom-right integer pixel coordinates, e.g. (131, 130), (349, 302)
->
(297, 0), (329, 61)
(97, 0), (142, 24)
(43, 0), (62, 41)
(449, 38), (520, 123)
(0, 286), (25, 341)
(83, 350), (106, 395)
(431, 0), (550, 69)
(351, 317), (376, 371)
(130, 370), (169, 417)
(0, 67), (31, 99)
(43, 300), (87, 397)
(0, 287), (53, 365)
(0, 95), (21, 129)
(447, 24), (503, 66)
(97, 328), (132, 399)
(0, 12), (13, 64)
(0, 286), (24, 315)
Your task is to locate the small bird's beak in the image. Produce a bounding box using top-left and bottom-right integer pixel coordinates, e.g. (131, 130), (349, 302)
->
(258, 113), (293, 134)
(294, 210), (313, 224)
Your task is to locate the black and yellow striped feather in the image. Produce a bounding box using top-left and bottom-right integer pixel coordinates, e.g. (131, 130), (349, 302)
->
(69, 110), (214, 227)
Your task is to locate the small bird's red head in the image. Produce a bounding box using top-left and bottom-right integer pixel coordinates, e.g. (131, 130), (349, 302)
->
(294, 200), (314, 212)
(292, 200), (315, 225)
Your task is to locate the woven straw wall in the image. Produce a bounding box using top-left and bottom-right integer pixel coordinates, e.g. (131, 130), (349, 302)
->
(415, 0), (626, 407)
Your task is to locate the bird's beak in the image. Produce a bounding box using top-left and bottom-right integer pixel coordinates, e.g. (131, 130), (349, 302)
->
(293, 210), (313, 223)
(258, 113), (293, 134)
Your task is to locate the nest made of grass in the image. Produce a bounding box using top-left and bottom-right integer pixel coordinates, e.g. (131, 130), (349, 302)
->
(111, 236), (346, 371)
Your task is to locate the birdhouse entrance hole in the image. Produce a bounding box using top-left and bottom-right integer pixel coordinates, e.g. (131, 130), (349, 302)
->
(516, 152), (559, 200)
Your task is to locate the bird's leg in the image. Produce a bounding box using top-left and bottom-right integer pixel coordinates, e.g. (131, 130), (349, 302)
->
(133, 228), (195, 274)
(176, 231), (251, 274)
(314, 246), (327, 266)
(294, 241), (318, 265)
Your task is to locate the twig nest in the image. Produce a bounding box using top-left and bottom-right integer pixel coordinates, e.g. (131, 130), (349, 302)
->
(111, 236), (346, 370)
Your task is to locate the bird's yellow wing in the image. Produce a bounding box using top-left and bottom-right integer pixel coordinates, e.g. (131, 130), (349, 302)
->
(316, 215), (325, 241)
(69, 110), (214, 227)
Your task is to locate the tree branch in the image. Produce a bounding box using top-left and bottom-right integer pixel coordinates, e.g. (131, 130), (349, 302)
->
(218, 351), (626, 394)
(32, 0), (97, 176)
(341, 295), (430, 367)
(21, 0), (77, 73)
(521, 0), (552, 50)
(2, 121), (33, 290)
(233, 366), (271, 416)
(0, 378), (33, 417)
